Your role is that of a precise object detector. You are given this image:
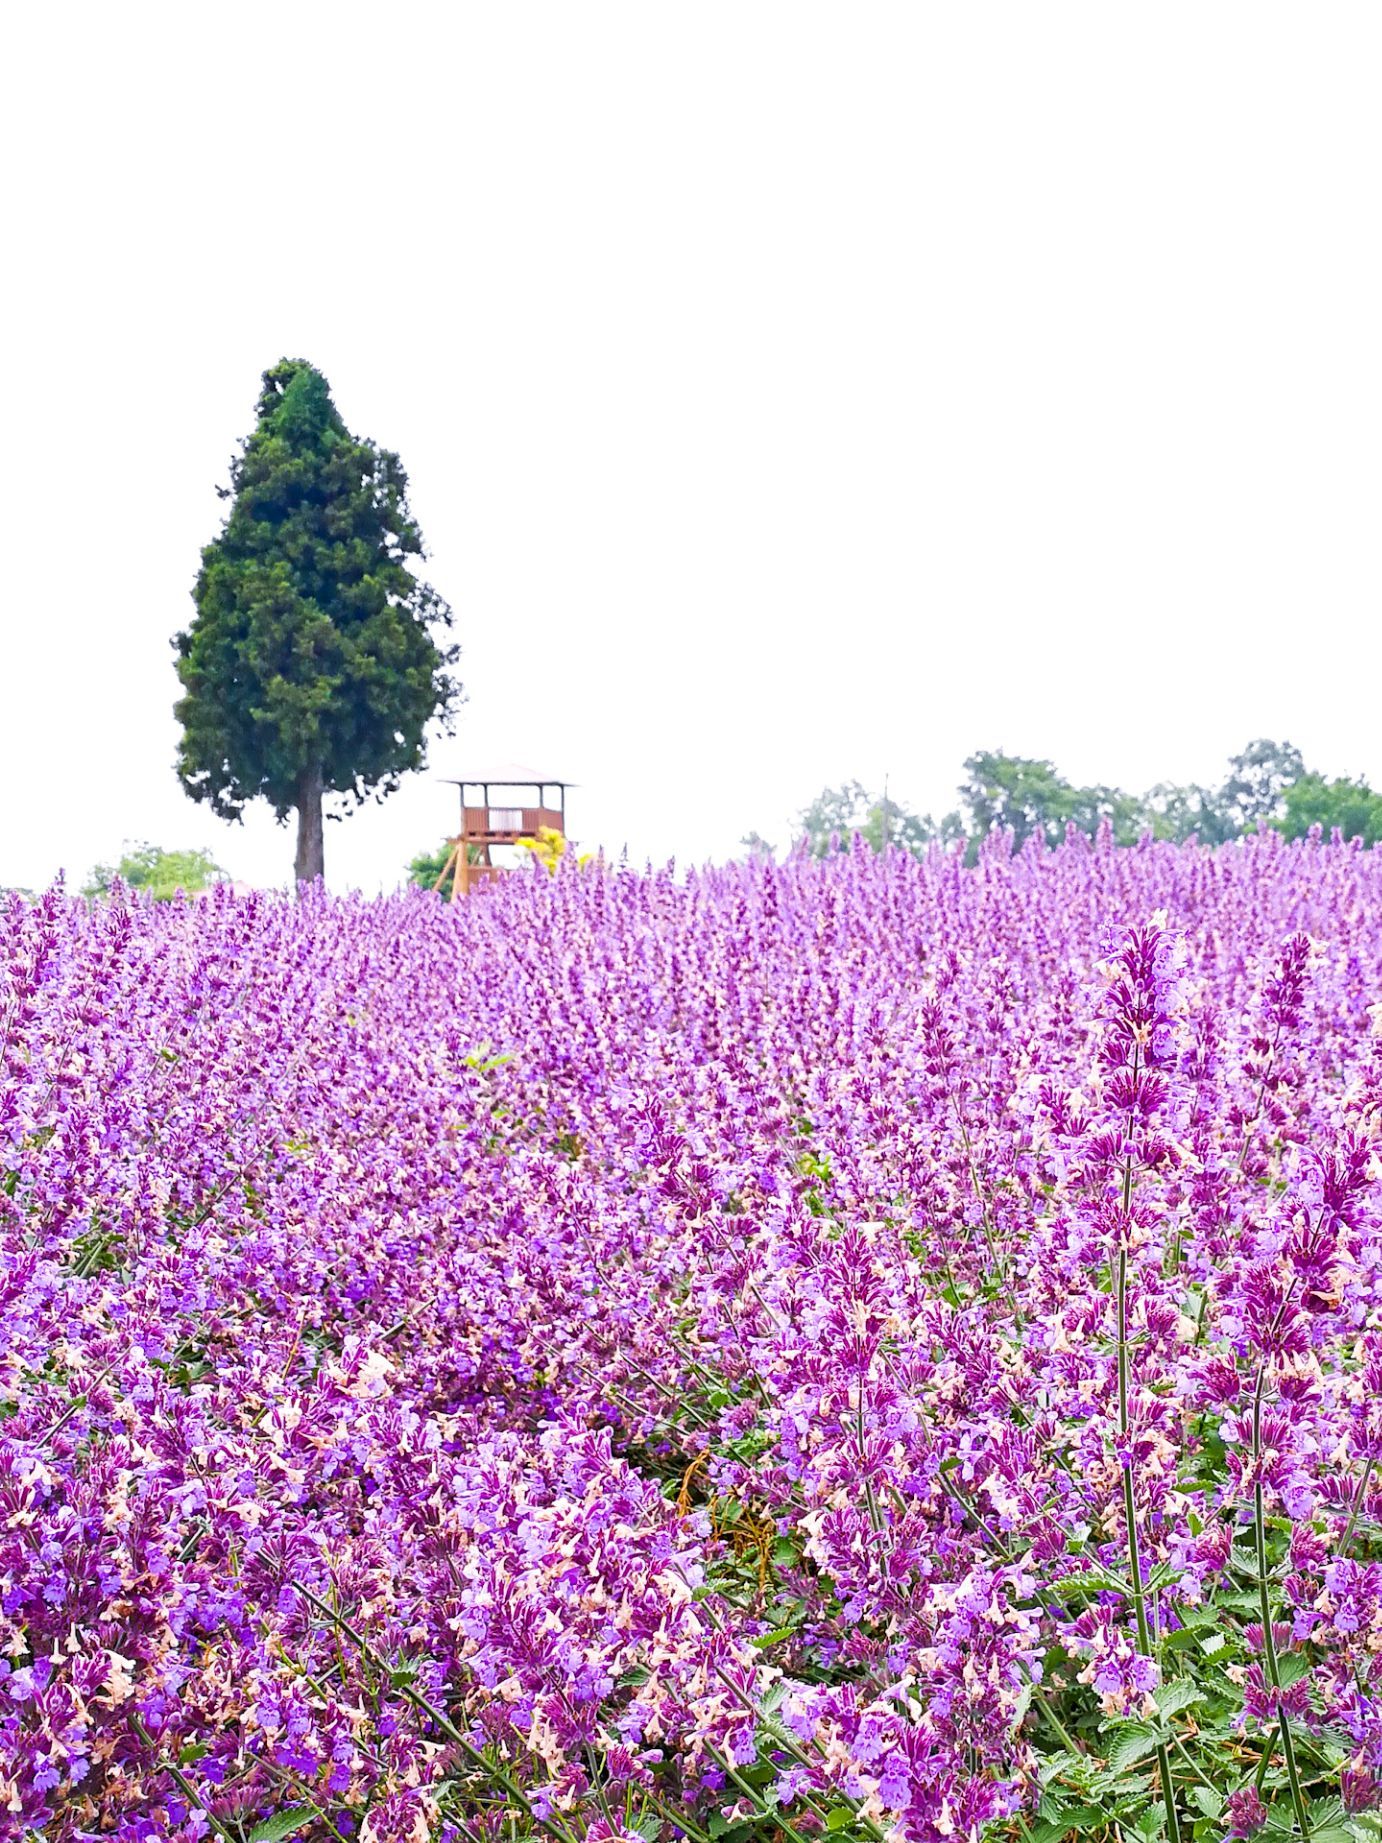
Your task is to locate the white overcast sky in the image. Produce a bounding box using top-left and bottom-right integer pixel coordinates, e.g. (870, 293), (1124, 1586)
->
(2, 4), (1378, 892)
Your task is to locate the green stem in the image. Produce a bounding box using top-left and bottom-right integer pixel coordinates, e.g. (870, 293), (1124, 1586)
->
(1253, 1470), (1311, 1837)
(857, 1387), (883, 1534)
(1340, 1456), (1376, 1559)
(933, 1469), (1096, 1755)
(1171, 1733), (1218, 1794)
(646, 1793), (713, 1843)
(1238, 1016), (1286, 1171)
(686, 1589), (889, 1843)
(1238, 1279), (1310, 1833)
(706, 1744), (812, 1843)
(292, 1580), (578, 1843)
(1114, 1052), (1182, 1843)
(1120, 1457), (1181, 1842)
(954, 1099), (1002, 1275)
(1034, 1694), (1085, 1759)
(130, 1716), (240, 1843)
(1253, 1724), (1278, 1795)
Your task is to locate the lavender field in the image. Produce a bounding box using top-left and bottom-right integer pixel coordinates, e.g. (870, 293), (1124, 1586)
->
(9, 834), (1382, 1842)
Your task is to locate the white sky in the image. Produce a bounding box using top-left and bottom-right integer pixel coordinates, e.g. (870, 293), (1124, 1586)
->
(2, 4), (1379, 892)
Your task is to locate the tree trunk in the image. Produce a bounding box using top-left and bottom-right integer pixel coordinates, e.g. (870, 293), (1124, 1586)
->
(294, 765), (325, 887)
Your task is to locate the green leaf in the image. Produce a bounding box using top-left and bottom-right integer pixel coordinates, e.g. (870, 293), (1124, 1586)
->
(750, 1625), (797, 1648)
(1190, 1786), (1222, 1819)
(826, 1807), (857, 1831)
(1107, 1724), (1168, 1774)
(1164, 1626), (1205, 1650)
(1049, 1564), (1134, 1598)
(249, 1811), (315, 1843)
(1172, 1605), (1219, 1627)
(735, 1761), (775, 1789)
(1306, 1799), (1347, 1829)
(1154, 1679), (1205, 1719)
(1037, 1752), (1082, 1786)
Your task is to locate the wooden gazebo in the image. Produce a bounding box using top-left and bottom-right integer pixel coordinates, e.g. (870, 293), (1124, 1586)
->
(432, 765), (573, 898)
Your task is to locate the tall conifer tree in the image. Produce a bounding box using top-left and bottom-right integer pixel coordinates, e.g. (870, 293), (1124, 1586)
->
(174, 359), (458, 883)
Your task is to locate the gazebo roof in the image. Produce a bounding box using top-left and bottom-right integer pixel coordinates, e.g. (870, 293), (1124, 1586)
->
(440, 762), (573, 787)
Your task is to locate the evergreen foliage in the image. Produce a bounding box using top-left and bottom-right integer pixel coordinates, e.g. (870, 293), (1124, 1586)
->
(174, 360), (459, 882)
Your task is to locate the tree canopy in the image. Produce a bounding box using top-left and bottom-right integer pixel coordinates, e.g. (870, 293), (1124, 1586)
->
(1278, 773), (1382, 846)
(772, 739), (1382, 861)
(956, 753), (1145, 849)
(407, 840), (455, 890)
(84, 843), (225, 901)
(174, 360), (459, 883)
(1219, 737), (1307, 831)
(796, 782), (953, 858)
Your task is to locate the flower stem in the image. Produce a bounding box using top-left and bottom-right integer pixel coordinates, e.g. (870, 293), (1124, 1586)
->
(1340, 1457), (1376, 1559)
(293, 1579), (579, 1843)
(1252, 1462), (1311, 1836)
(706, 1744), (813, 1843)
(1114, 1058), (1181, 1843)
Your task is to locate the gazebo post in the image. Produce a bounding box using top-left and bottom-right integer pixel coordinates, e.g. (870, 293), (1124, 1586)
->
(437, 767), (576, 898)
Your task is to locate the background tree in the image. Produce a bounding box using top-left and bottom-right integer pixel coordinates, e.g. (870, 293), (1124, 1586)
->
(797, 782), (873, 855)
(957, 752), (1081, 847)
(1218, 737), (1305, 832)
(958, 754), (1151, 849)
(958, 745), (1310, 848)
(796, 783), (948, 858)
(406, 838), (487, 891)
(1061, 781), (1145, 846)
(1276, 772), (1382, 846)
(1136, 780), (1236, 844)
(779, 739), (1379, 864)
(174, 360), (459, 883)
(84, 843), (225, 901)
(857, 790), (938, 856)
(407, 840), (454, 890)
